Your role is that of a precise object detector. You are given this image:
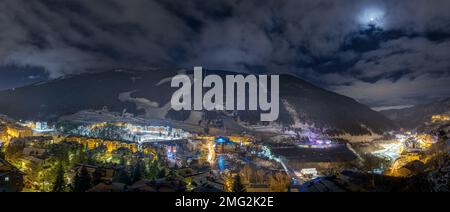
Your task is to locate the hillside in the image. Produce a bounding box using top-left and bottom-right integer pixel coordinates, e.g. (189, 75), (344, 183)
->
(0, 68), (396, 135)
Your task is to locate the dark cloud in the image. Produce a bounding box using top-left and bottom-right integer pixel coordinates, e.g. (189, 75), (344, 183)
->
(0, 0), (449, 107)
(0, 65), (49, 90)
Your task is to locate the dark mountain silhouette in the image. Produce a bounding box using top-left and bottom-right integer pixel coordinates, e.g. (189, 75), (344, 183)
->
(381, 98), (450, 129)
(0, 68), (396, 135)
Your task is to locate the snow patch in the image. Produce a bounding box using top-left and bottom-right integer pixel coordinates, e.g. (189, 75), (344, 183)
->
(118, 90), (171, 119)
(282, 99), (309, 129)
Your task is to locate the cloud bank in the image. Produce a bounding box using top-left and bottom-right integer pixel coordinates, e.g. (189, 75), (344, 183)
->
(0, 0), (449, 106)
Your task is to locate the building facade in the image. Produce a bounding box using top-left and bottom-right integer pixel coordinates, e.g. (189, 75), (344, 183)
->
(0, 159), (24, 192)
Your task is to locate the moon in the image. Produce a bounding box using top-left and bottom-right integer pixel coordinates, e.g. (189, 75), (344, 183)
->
(358, 7), (386, 27)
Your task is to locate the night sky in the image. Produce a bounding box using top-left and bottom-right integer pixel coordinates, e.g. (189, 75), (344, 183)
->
(0, 0), (449, 109)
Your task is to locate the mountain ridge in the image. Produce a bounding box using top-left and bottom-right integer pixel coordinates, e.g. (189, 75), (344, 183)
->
(381, 97), (450, 129)
(0, 68), (397, 135)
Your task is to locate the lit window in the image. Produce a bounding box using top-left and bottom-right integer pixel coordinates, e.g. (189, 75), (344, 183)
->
(4, 177), (9, 182)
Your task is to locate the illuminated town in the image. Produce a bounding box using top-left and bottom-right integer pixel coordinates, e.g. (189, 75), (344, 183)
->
(1, 0), (450, 194)
(1, 108), (449, 192)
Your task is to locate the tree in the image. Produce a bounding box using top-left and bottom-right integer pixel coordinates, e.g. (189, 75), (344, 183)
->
(0, 146), (5, 160)
(362, 154), (386, 187)
(232, 175), (246, 192)
(72, 167), (92, 192)
(158, 167), (167, 178)
(92, 168), (104, 185)
(52, 163), (66, 192)
(240, 164), (253, 184)
(52, 144), (70, 166)
(269, 172), (291, 192)
(119, 156), (127, 166)
(167, 169), (178, 179)
(147, 161), (160, 180)
(113, 169), (131, 185)
(131, 161), (144, 183)
(254, 169), (265, 184)
(428, 138), (447, 164)
(222, 172), (234, 192)
(184, 177), (194, 191)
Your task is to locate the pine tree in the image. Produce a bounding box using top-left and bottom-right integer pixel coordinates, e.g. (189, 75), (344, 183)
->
(72, 166), (92, 192)
(119, 157), (126, 166)
(147, 161), (160, 180)
(131, 162), (144, 183)
(113, 169), (131, 185)
(52, 163), (66, 192)
(92, 168), (104, 185)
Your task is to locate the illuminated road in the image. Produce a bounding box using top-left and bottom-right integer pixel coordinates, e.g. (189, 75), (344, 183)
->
(274, 157), (304, 185)
(372, 142), (403, 162)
